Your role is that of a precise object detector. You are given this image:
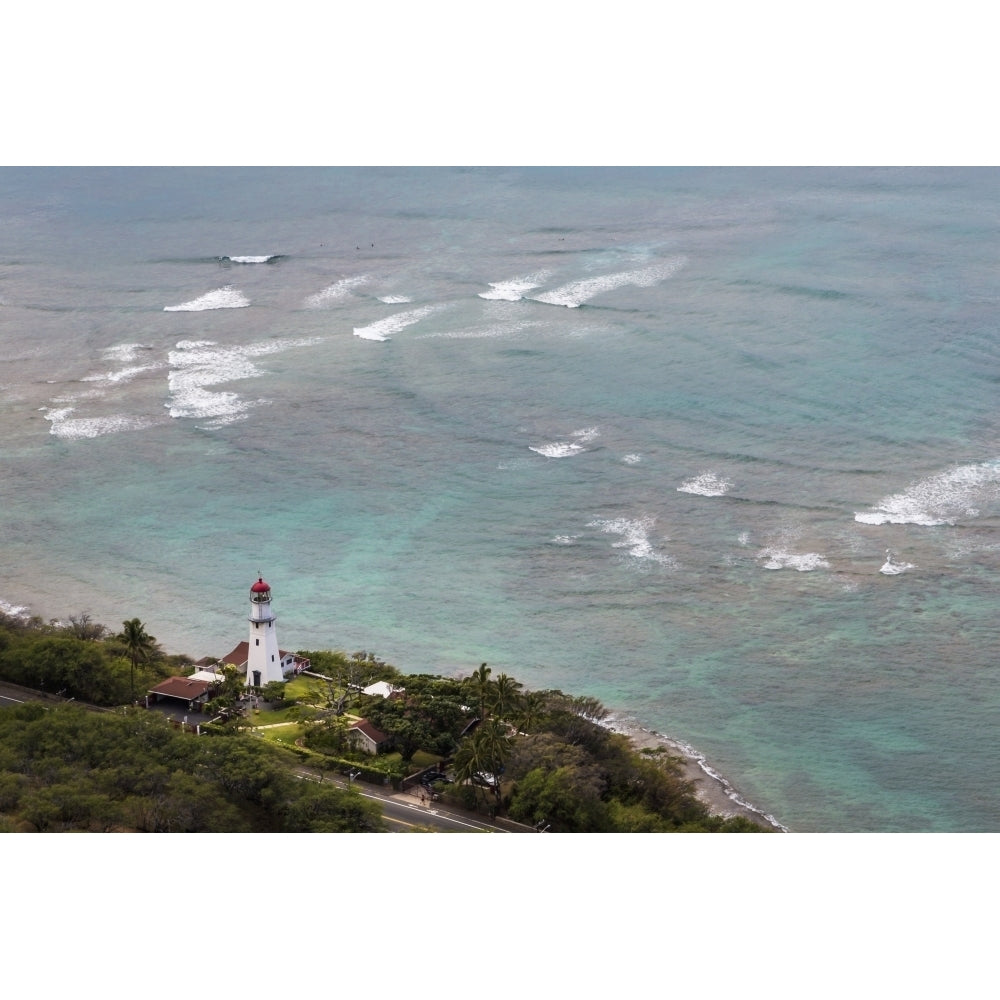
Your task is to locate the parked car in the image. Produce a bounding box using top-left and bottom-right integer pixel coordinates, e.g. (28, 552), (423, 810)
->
(421, 770), (451, 785)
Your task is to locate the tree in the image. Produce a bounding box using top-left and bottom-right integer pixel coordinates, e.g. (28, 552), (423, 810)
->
(466, 662), (492, 722)
(118, 618), (159, 703)
(65, 612), (107, 641)
(508, 764), (611, 832)
(260, 681), (287, 703)
(516, 690), (547, 734)
(453, 717), (512, 811)
(491, 672), (523, 722)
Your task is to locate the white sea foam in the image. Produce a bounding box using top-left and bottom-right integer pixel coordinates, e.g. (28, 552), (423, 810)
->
(419, 319), (539, 341)
(478, 272), (551, 301)
(589, 516), (674, 565)
(0, 597), (31, 620)
(678, 472), (732, 496)
(757, 547), (830, 571)
(304, 275), (369, 308)
(50, 389), (105, 403)
(353, 305), (439, 342)
(854, 461), (1000, 526)
(226, 255), (276, 263)
(167, 336), (320, 426)
(622, 453), (642, 465)
(880, 550), (915, 576)
(529, 426), (599, 458)
(164, 286), (250, 312)
(75, 344), (162, 385)
(43, 407), (159, 440)
(531, 442), (584, 458)
(551, 535), (578, 545)
(102, 343), (146, 364)
(82, 364), (161, 385)
(377, 295), (411, 304)
(532, 257), (686, 308)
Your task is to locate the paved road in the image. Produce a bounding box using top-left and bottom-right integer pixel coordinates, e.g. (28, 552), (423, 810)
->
(0, 681), (58, 707)
(292, 768), (514, 833)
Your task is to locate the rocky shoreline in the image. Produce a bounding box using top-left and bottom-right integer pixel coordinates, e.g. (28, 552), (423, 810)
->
(608, 720), (787, 832)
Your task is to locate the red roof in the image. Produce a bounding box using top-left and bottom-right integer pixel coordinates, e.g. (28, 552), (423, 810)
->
(149, 676), (215, 700)
(349, 719), (390, 745)
(222, 642), (250, 667)
(251, 577), (271, 593)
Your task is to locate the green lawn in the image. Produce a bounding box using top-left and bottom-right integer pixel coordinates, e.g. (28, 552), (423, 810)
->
(252, 703), (318, 726)
(284, 676), (331, 705)
(254, 722), (306, 746)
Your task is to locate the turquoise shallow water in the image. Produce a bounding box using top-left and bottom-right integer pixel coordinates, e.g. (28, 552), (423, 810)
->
(2, 166), (999, 830)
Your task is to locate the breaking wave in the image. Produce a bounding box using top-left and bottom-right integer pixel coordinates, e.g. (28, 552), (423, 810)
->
(678, 472), (732, 496)
(588, 515), (674, 566)
(166, 336), (320, 426)
(164, 286), (250, 311)
(43, 407), (159, 440)
(529, 426), (599, 458)
(0, 598), (31, 620)
(478, 272), (551, 301)
(354, 305), (439, 341)
(757, 547), (829, 571)
(532, 257), (686, 308)
(880, 550), (915, 576)
(304, 275), (369, 308)
(855, 461), (1000, 526)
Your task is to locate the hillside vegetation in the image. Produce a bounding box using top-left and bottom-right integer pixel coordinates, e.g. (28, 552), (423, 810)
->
(0, 612), (764, 833)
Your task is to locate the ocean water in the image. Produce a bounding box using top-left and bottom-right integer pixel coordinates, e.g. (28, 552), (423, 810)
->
(2, 166), (999, 831)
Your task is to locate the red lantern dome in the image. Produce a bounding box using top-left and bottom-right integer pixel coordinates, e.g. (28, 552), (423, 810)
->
(250, 577), (271, 594)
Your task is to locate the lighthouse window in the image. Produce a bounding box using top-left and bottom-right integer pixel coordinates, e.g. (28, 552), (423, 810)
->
(255, 639), (259, 646)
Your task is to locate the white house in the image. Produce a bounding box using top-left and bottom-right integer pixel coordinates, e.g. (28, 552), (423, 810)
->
(362, 680), (402, 699)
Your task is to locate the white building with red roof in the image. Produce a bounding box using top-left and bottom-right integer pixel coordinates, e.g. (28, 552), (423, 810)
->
(215, 576), (310, 687)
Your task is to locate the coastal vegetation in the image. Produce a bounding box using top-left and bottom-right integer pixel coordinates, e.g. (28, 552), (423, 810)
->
(0, 702), (383, 832)
(0, 610), (765, 833)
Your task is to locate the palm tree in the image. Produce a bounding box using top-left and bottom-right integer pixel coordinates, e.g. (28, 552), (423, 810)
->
(516, 690), (547, 734)
(453, 717), (512, 811)
(119, 617), (157, 703)
(467, 662), (492, 722)
(491, 672), (523, 722)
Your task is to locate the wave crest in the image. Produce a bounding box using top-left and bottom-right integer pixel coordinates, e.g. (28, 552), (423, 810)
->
(478, 272), (551, 301)
(354, 305), (439, 341)
(757, 547), (829, 571)
(855, 461), (1000, 526)
(678, 472), (731, 496)
(164, 286), (249, 311)
(589, 515), (674, 566)
(529, 426), (599, 458)
(304, 275), (369, 308)
(533, 257), (686, 308)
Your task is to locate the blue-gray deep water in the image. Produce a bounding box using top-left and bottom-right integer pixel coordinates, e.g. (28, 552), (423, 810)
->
(2, 166), (999, 831)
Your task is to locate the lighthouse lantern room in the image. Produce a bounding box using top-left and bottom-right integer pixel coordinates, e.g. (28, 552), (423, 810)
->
(246, 575), (284, 687)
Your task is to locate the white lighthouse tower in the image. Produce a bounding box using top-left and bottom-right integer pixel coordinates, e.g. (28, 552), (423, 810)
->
(246, 575), (284, 688)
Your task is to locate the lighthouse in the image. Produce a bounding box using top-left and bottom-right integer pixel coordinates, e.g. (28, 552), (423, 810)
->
(246, 575), (284, 687)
